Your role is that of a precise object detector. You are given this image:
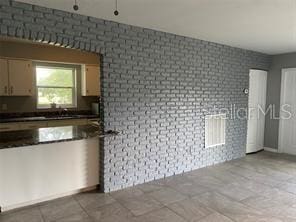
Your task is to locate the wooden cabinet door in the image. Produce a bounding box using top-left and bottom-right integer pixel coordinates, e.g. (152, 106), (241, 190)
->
(20, 121), (48, 130)
(0, 123), (21, 132)
(8, 59), (33, 96)
(47, 119), (88, 127)
(82, 65), (100, 96)
(0, 59), (9, 96)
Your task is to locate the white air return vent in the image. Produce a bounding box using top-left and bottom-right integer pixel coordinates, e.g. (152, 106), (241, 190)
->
(205, 114), (226, 148)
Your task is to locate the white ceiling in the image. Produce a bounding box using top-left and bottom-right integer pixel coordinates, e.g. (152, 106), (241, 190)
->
(17, 0), (296, 55)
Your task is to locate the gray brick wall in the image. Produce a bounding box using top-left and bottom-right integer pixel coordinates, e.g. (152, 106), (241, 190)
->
(0, 0), (271, 192)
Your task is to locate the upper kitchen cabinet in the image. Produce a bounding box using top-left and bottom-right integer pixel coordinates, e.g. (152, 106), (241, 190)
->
(0, 58), (33, 96)
(0, 58), (9, 96)
(8, 59), (33, 96)
(81, 64), (100, 96)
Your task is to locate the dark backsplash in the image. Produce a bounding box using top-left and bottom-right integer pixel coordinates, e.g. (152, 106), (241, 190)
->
(0, 110), (92, 119)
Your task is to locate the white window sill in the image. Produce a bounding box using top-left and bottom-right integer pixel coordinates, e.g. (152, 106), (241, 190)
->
(37, 106), (77, 110)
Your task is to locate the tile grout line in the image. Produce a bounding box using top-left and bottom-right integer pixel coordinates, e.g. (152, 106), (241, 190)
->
(72, 195), (96, 222)
(37, 206), (46, 222)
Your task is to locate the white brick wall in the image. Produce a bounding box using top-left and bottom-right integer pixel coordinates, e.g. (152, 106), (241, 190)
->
(0, 0), (271, 192)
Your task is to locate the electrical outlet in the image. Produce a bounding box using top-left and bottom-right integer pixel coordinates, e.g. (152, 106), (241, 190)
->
(1, 104), (7, 110)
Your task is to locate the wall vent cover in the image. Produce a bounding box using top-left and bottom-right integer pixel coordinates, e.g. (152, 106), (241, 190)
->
(205, 114), (226, 148)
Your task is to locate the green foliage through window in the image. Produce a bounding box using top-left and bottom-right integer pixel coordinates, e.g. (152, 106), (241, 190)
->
(36, 65), (76, 108)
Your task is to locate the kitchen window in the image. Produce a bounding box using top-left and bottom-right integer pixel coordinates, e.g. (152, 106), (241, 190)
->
(36, 64), (77, 109)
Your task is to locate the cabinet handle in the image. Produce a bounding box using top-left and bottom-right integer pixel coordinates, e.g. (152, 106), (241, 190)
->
(10, 86), (13, 95)
(4, 86), (8, 95)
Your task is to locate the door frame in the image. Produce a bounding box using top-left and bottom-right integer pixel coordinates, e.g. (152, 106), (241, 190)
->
(246, 69), (267, 154)
(278, 68), (296, 153)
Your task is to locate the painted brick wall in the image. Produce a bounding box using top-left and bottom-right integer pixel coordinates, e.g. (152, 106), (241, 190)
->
(0, 0), (271, 191)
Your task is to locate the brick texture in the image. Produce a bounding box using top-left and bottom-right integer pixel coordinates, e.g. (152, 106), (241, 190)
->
(0, 0), (271, 191)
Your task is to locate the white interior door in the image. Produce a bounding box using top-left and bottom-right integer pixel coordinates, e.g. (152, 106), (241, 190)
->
(279, 68), (296, 155)
(246, 69), (267, 154)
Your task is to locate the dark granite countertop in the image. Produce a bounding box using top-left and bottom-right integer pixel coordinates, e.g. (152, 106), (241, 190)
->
(0, 114), (100, 123)
(0, 124), (101, 149)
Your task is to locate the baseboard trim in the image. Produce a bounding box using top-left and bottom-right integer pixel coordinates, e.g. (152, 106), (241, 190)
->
(264, 147), (279, 153)
(246, 149), (264, 155)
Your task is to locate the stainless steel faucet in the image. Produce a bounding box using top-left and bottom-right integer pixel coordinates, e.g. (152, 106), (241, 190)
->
(59, 108), (68, 116)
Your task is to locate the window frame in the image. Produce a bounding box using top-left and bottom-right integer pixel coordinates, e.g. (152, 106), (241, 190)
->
(35, 62), (77, 109)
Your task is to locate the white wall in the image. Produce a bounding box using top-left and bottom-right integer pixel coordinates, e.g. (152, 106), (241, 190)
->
(0, 138), (99, 211)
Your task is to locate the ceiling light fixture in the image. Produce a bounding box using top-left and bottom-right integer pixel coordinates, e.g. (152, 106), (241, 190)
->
(114, 0), (119, 16)
(73, 0), (79, 11)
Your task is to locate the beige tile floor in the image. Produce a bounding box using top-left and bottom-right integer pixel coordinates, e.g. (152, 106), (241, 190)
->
(2, 151), (296, 222)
